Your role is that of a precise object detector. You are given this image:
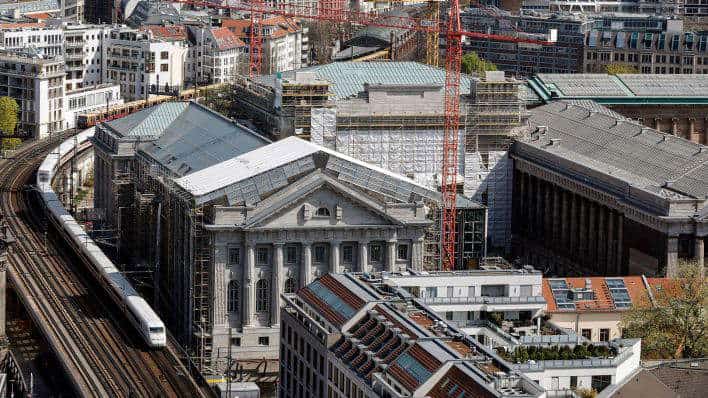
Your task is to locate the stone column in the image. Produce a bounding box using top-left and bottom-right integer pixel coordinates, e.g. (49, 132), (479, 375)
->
(243, 242), (255, 327)
(330, 240), (341, 274)
(271, 243), (283, 326)
(569, 194), (578, 255)
(587, 202), (596, 268)
(359, 240), (369, 273)
(666, 237), (679, 277)
(519, 171), (527, 233)
(301, 242), (312, 287)
(694, 236), (705, 269)
(535, 178), (543, 239)
(615, 213), (624, 275)
(653, 118), (660, 130)
(543, 182), (552, 243)
(552, 186), (561, 245)
(386, 240), (397, 272)
(597, 207), (606, 273)
(528, 175), (536, 235)
(561, 191), (569, 253)
(411, 237), (424, 271)
(606, 210), (615, 274)
(671, 118), (679, 136)
(689, 118), (696, 142)
(212, 246), (228, 326)
(579, 197), (587, 260)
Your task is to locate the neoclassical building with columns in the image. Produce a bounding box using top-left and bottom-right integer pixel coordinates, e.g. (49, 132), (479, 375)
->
(94, 101), (486, 376)
(510, 101), (707, 278)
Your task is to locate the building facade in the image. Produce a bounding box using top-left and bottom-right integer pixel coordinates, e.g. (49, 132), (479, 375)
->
(92, 101), (487, 378)
(0, 22), (63, 58)
(62, 24), (112, 92)
(0, 50), (65, 138)
(65, 84), (122, 129)
(461, 8), (590, 75)
(222, 16), (306, 75)
(583, 28), (708, 74)
(510, 101), (707, 277)
(281, 273), (546, 398)
(282, 272), (641, 397)
(105, 27), (188, 100)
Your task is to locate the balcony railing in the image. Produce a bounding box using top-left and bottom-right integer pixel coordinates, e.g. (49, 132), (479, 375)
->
(512, 348), (634, 371)
(422, 296), (546, 306)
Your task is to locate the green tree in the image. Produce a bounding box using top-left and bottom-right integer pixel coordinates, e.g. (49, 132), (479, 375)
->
(0, 96), (20, 149)
(604, 63), (638, 75)
(461, 52), (498, 75)
(622, 261), (707, 359)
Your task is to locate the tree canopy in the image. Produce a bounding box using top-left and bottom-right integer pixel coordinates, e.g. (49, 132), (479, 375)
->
(0, 96), (20, 150)
(621, 262), (707, 359)
(461, 52), (498, 75)
(604, 63), (638, 75)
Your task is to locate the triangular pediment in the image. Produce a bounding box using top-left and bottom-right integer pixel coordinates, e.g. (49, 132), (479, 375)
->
(243, 171), (408, 229)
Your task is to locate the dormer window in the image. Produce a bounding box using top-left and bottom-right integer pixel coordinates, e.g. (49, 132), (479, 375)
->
(315, 207), (330, 217)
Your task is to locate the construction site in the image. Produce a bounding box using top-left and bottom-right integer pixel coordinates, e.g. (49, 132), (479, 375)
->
(228, 61), (526, 252)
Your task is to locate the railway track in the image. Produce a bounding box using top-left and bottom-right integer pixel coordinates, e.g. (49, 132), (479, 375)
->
(0, 137), (212, 397)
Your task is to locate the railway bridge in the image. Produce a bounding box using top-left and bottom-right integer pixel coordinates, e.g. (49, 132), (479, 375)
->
(0, 135), (215, 397)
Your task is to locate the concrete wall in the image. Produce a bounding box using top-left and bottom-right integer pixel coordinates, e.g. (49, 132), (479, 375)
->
(549, 312), (624, 343)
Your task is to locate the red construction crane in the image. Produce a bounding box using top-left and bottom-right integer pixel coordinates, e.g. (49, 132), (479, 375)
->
(172, 0), (554, 270)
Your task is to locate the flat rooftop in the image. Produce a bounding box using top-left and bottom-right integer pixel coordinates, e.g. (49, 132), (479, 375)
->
(527, 74), (708, 105)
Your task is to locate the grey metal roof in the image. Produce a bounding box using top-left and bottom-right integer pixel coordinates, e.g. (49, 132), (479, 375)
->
(258, 62), (473, 101)
(174, 136), (484, 209)
(534, 73), (708, 98)
(106, 101), (270, 177)
(521, 101), (708, 201)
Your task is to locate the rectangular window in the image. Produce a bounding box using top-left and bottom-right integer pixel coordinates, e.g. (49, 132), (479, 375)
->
(160, 64), (168, 72)
(397, 244), (408, 260)
(599, 328), (610, 342)
(231, 337), (241, 346)
(161, 51), (169, 59)
(228, 247), (240, 265)
(314, 245), (326, 263)
(520, 285), (533, 297)
(425, 287), (437, 298)
(570, 376), (578, 389)
(259, 336), (270, 346)
(257, 247), (269, 265)
(370, 243), (382, 263)
(286, 246), (297, 264)
(582, 328), (592, 340)
(342, 245), (353, 263)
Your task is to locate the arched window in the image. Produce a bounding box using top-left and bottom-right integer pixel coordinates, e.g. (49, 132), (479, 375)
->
(284, 278), (297, 294)
(227, 280), (239, 313)
(256, 279), (270, 313)
(315, 207), (330, 217)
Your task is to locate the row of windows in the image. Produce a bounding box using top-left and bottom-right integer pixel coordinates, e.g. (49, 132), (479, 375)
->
(227, 243), (410, 266)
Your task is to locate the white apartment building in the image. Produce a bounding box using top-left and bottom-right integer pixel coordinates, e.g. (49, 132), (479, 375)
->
(62, 24), (111, 92)
(188, 26), (245, 84)
(223, 16), (305, 74)
(382, 263), (546, 343)
(105, 27), (188, 101)
(65, 84), (122, 129)
(0, 50), (65, 138)
(0, 22), (63, 58)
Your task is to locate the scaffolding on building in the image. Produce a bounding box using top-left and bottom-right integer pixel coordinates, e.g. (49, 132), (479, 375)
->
(279, 78), (331, 138)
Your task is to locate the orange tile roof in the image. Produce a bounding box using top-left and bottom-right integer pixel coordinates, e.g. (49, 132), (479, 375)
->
(25, 12), (52, 20)
(543, 276), (659, 313)
(210, 27), (246, 50)
(143, 25), (187, 41)
(222, 16), (301, 40)
(0, 22), (46, 29)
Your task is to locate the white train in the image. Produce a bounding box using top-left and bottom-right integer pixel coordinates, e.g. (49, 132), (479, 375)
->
(37, 129), (166, 348)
